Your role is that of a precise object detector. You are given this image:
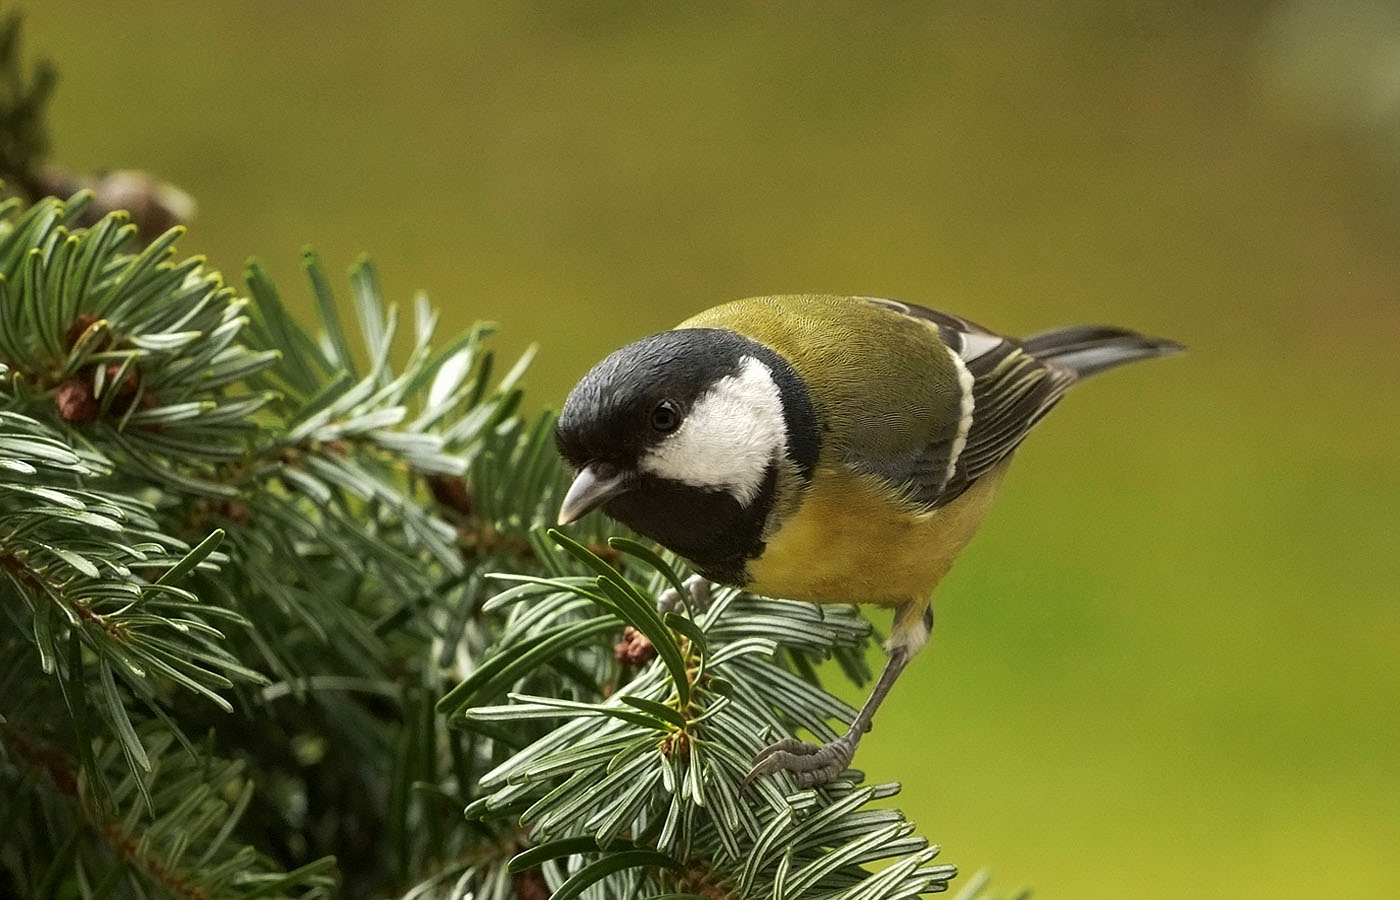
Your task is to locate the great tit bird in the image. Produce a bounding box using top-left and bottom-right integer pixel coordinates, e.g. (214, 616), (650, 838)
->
(555, 294), (1180, 786)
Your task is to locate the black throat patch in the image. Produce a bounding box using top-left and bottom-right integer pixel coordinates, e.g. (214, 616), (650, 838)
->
(603, 464), (780, 586)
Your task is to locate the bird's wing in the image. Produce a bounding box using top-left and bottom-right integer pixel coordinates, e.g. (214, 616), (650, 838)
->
(857, 297), (1077, 510)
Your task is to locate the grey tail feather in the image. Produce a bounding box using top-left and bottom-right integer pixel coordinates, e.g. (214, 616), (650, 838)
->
(1020, 325), (1184, 379)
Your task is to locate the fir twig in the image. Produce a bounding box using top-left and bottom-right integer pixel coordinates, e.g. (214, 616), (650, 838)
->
(0, 13), (994, 898)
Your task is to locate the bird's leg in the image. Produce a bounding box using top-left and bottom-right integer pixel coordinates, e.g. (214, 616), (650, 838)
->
(656, 574), (711, 616)
(746, 602), (931, 787)
(745, 647), (910, 786)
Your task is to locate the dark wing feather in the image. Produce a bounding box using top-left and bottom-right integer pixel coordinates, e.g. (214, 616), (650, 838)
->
(860, 298), (1076, 510)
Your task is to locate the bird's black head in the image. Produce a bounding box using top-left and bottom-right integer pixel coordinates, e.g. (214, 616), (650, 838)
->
(554, 327), (818, 585)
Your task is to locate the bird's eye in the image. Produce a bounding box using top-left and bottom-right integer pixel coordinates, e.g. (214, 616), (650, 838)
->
(650, 400), (681, 433)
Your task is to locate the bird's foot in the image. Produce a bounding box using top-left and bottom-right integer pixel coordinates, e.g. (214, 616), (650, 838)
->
(656, 575), (711, 616)
(744, 733), (860, 787)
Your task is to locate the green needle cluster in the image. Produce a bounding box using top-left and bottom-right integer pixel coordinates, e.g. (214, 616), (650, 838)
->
(0, 192), (1009, 899)
(0, 17), (1016, 899)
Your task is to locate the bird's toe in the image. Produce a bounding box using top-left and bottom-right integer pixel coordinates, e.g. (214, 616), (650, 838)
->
(744, 736), (856, 787)
(656, 575), (712, 616)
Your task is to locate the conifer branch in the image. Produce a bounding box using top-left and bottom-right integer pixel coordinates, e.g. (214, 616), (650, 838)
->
(0, 11), (1022, 899)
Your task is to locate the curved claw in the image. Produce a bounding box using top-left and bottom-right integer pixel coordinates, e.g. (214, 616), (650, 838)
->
(744, 734), (859, 788)
(748, 736), (809, 769)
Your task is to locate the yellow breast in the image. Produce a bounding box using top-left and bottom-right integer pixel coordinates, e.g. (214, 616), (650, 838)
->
(746, 460), (1010, 606)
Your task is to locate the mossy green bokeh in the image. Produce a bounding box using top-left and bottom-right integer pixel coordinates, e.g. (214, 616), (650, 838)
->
(27, 2), (1400, 897)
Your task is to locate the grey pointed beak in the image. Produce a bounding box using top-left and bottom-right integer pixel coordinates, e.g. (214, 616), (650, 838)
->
(558, 464), (631, 525)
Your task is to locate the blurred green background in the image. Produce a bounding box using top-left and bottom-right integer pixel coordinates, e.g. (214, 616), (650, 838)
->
(26, 2), (1400, 897)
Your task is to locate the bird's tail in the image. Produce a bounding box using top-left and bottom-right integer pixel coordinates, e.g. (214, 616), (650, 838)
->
(1021, 325), (1183, 379)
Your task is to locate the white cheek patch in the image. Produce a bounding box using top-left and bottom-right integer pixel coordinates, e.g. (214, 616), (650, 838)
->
(640, 356), (787, 506)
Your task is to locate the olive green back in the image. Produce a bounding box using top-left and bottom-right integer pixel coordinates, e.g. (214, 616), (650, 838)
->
(680, 295), (963, 464)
